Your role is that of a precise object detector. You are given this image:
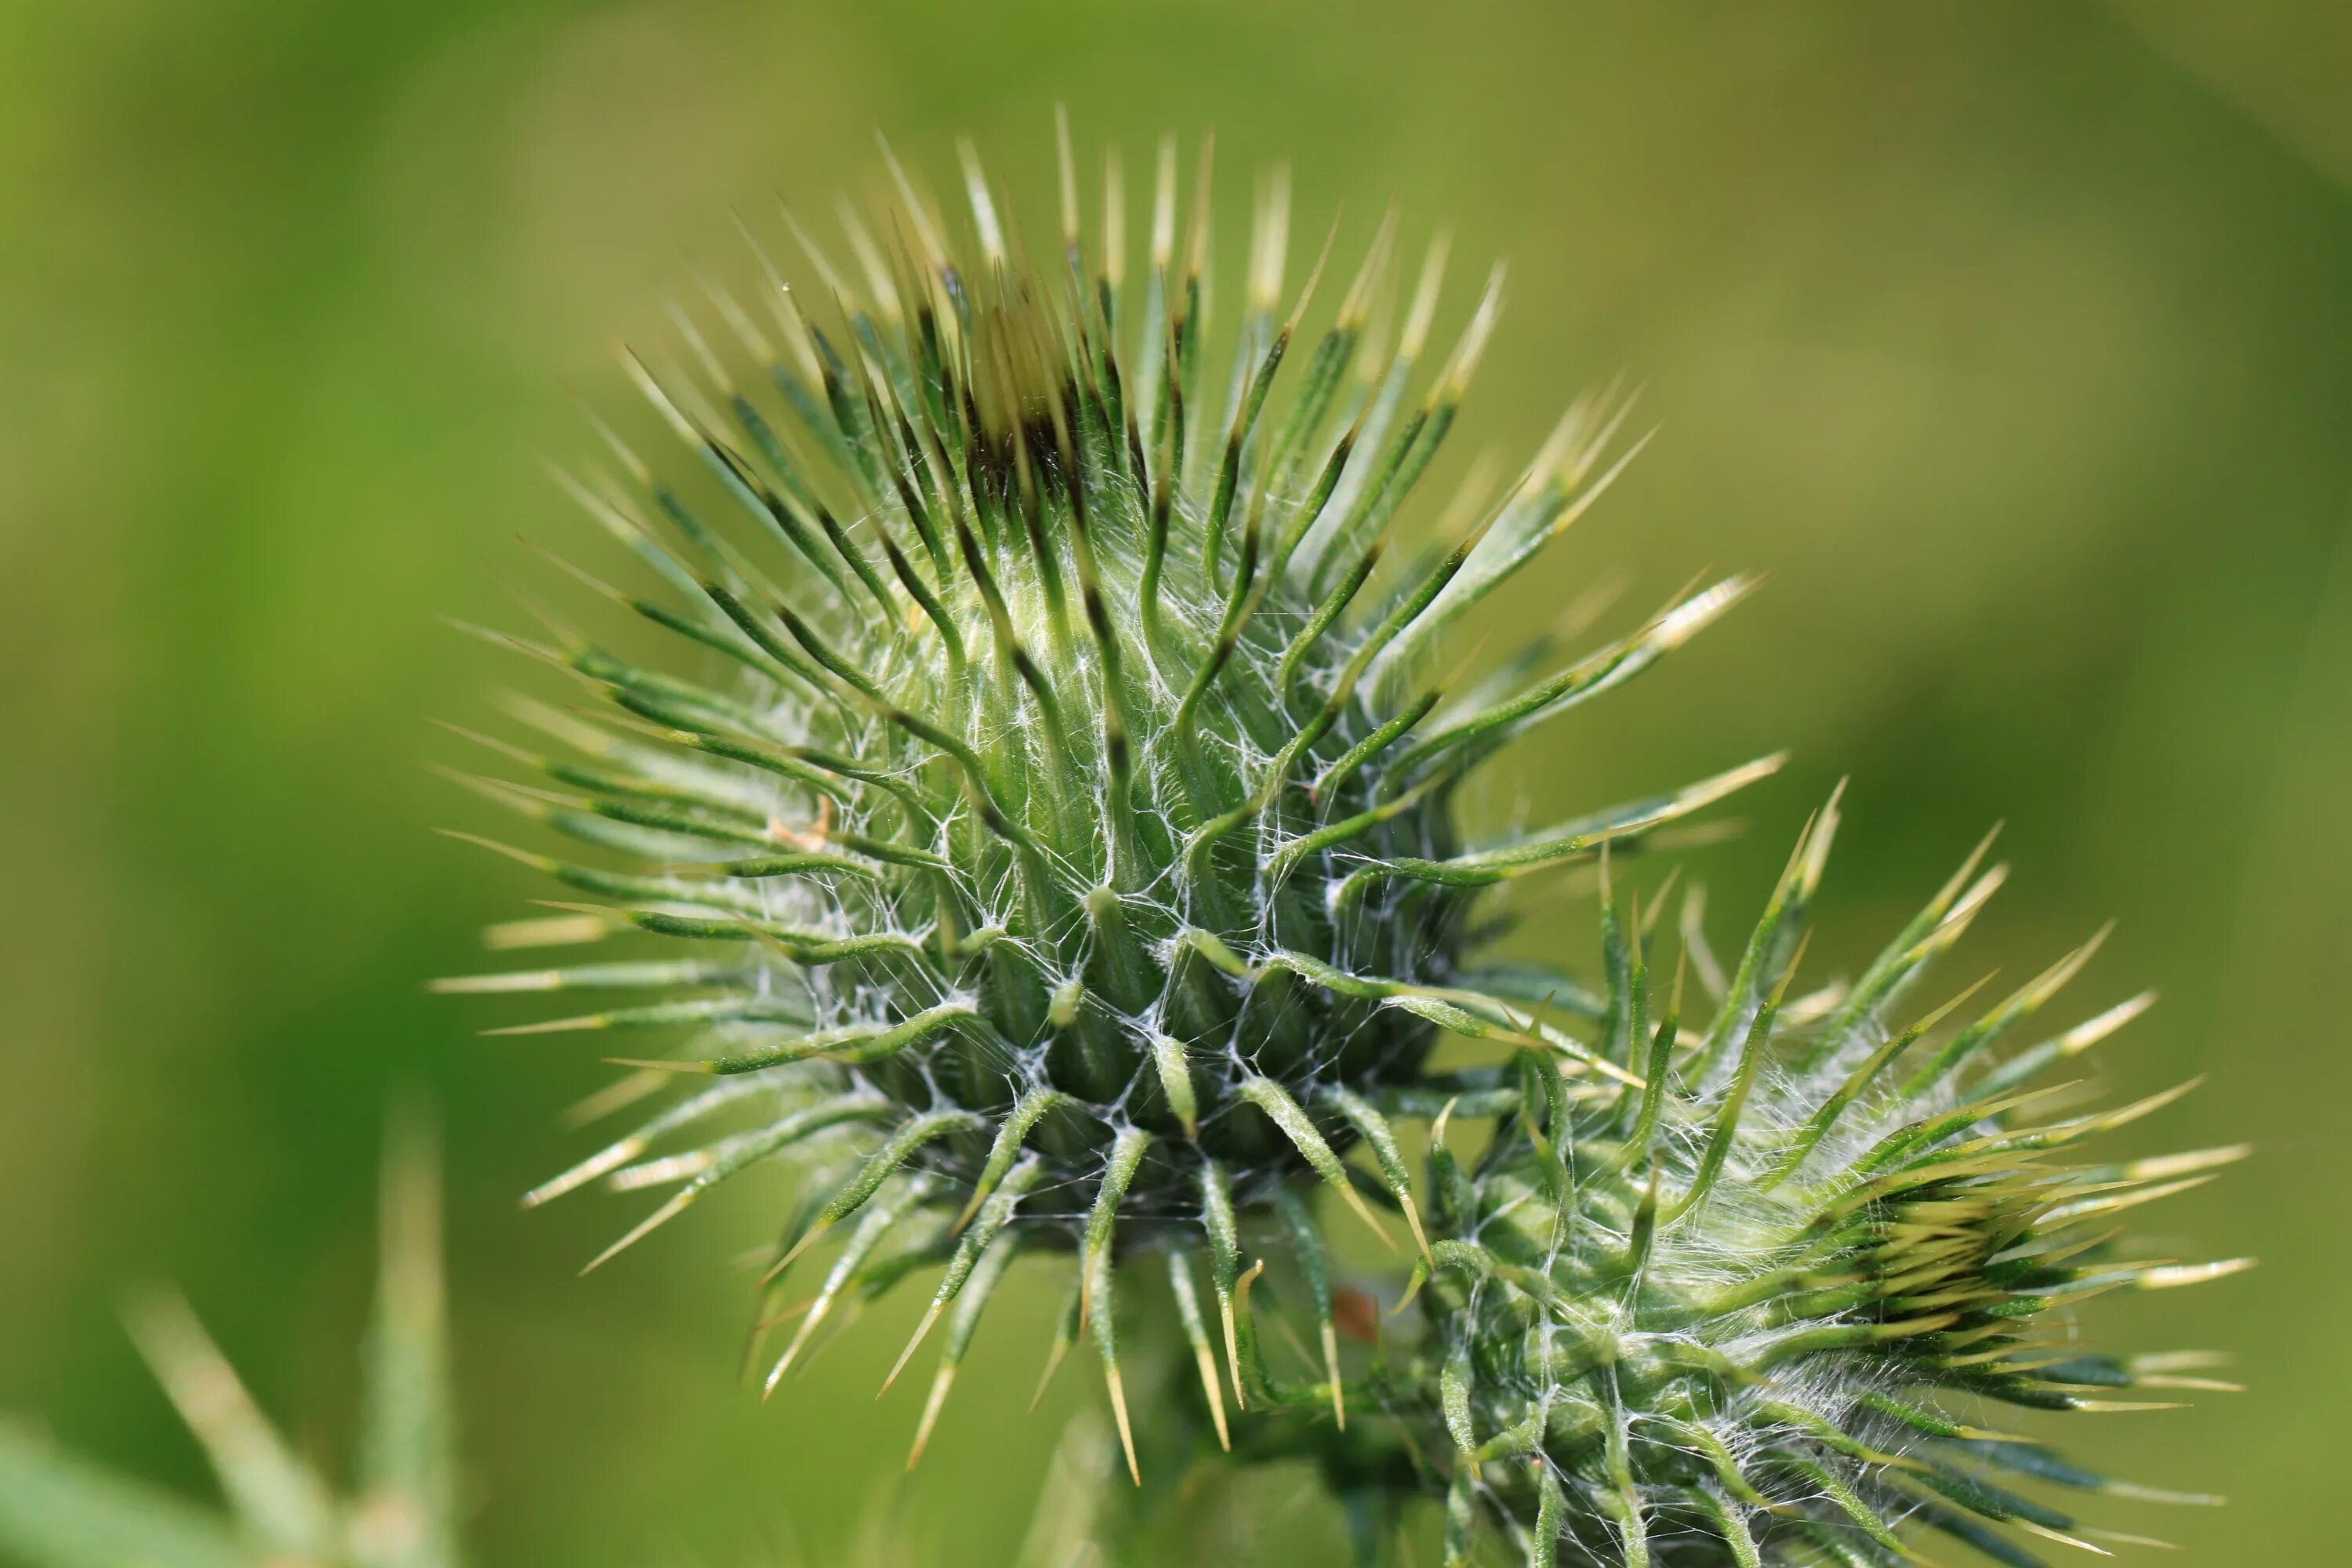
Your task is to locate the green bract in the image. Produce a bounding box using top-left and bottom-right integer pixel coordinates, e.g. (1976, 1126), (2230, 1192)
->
(439, 118), (1769, 1479)
(1210, 801), (2245, 1566)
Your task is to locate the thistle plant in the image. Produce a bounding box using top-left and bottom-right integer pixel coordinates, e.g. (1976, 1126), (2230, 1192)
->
(438, 116), (1772, 1479)
(1213, 804), (2248, 1566)
(433, 118), (2239, 1565)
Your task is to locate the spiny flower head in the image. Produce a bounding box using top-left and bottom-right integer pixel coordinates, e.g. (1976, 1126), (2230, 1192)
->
(1207, 797), (2245, 1565)
(437, 115), (1773, 1478)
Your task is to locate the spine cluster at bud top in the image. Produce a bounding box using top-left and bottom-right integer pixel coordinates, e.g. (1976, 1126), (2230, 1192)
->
(1207, 797), (2245, 1567)
(439, 117), (1773, 1482)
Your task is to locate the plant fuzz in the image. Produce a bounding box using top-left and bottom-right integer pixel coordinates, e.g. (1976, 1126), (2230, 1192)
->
(438, 117), (1769, 1481)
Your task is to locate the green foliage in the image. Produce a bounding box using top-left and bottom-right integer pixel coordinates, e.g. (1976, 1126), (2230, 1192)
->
(442, 117), (1769, 1485)
(0, 1119), (456, 1568)
(0, 1126), (1136, 1568)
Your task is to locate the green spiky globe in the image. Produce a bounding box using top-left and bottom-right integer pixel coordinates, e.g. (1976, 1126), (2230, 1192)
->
(1208, 800), (2246, 1566)
(439, 120), (1771, 1475)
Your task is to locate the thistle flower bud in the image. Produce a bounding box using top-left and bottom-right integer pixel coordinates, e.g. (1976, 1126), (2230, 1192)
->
(438, 118), (1771, 1478)
(1216, 802), (2244, 1566)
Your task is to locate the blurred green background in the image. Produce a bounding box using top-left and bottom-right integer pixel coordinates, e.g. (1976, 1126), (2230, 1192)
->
(4, 1), (2348, 1562)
